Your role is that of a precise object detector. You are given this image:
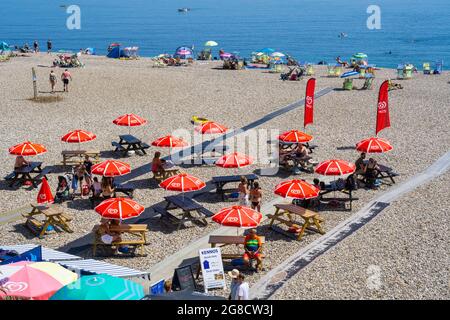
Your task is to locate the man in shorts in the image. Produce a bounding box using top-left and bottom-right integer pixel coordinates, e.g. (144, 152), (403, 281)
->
(243, 228), (263, 272)
(61, 69), (72, 92)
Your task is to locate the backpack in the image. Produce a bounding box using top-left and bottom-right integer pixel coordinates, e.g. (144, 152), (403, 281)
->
(345, 174), (358, 191)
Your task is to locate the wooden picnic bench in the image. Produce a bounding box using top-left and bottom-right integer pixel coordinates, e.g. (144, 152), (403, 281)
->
(92, 223), (149, 256)
(183, 144), (230, 165)
(318, 187), (359, 211)
(22, 204), (73, 238)
(112, 134), (150, 156)
(154, 195), (214, 230)
(5, 162), (51, 188)
(61, 150), (101, 166)
(211, 174), (258, 201)
(152, 168), (180, 183)
(268, 203), (325, 241)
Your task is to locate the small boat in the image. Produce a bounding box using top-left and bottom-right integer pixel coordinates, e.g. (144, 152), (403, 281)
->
(178, 8), (190, 12)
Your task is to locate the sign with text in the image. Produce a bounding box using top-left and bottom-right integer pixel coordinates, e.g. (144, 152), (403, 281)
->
(199, 247), (226, 293)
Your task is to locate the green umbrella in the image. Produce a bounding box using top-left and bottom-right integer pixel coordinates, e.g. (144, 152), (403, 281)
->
(353, 53), (368, 59)
(204, 40), (218, 47)
(50, 274), (144, 300)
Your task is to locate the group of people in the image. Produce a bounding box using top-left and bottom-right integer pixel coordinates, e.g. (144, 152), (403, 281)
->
(238, 177), (262, 212)
(279, 142), (313, 173)
(49, 69), (72, 93)
(354, 152), (381, 188)
(16, 40), (52, 53)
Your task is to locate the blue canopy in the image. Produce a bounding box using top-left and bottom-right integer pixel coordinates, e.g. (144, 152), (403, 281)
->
(174, 46), (194, 59)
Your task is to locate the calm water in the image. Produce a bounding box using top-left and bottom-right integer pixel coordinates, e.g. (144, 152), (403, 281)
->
(1, 0), (449, 68)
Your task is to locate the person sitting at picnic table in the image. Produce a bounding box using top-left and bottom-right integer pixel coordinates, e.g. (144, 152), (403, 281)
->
(354, 153), (367, 175)
(83, 155), (93, 174)
(100, 177), (115, 199)
(97, 218), (122, 246)
(14, 155), (29, 170)
(278, 142), (293, 166)
(365, 158), (380, 188)
(238, 176), (250, 206)
(243, 229), (263, 272)
(249, 182), (262, 212)
(151, 151), (167, 175)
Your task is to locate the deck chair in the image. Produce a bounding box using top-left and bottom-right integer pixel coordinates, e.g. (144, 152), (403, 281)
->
(327, 65), (336, 77)
(361, 75), (374, 90)
(433, 60), (443, 74)
(423, 62), (431, 75)
(306, 64), (314, 76)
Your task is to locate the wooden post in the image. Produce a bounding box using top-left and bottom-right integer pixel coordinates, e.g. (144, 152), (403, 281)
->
(32, 67), (37, 99)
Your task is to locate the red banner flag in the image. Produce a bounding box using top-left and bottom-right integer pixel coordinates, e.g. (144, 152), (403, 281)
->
(376, 80), (390, 135)
(37, 177), (54, 204)
(304, 78), (316, 128)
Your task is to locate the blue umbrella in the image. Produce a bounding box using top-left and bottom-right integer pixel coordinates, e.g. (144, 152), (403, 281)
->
(340, 71), (359, 78)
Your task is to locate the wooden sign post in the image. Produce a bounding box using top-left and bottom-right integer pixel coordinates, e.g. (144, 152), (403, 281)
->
(32, 67), (37, 99)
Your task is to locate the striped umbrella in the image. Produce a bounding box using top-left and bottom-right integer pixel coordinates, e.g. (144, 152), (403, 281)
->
(315, 159), (355, 176)
(215, 152), (253, 168)
(50, 274), (144, 300)
(113, 114), (147, 127)
(274, 179), (320, 200)
(212, 206), (262, 228)
(356, 137), (393, 153)
(151, 135), (188, 148)
(195, 121), (228, 134)
(91, 160), (131, 177)
(9, 141), (47, 156)
(61, 130), (96, 144)
(0, 261), (78, 300)
(278, 130), (313, 144)
(95, 197), (144, 220)
(159, 173), (205, 192)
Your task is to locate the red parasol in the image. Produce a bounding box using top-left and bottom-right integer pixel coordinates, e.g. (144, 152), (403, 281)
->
(159, 173), (206, 192)
(151, 135), (188, 148)
(61, 130), (96, 144)
(95, 197), (144, 220)
(37, 177), (54, 204)
(195, 121), (228, 134)
(91, 160), (131, 177)
(9, 141), (47, 156)
(215, 152), (253, 168)
(315, 159), (355, 176)
(274, 179), (320, 199)
(356, 137), (393, 153)
(113, 114), (147, 127)
(212, 205), (262, 228)
(278, 130), (313, 144)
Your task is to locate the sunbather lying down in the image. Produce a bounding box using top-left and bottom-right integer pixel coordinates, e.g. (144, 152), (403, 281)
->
(388, 80), (403, 90)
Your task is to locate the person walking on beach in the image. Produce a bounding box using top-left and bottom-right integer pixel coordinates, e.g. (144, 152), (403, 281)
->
(61, 69), (72, 92)
(47, 39), (52, 54)
(235, 274), (250, 300)
(250, 182), (262, 212)
(33, 40), (39, 53)
(49, 70), (57, 93)
(228, 269), (240, 300)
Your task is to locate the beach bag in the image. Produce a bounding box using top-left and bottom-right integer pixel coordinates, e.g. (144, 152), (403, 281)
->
(345, 175), (358, 191)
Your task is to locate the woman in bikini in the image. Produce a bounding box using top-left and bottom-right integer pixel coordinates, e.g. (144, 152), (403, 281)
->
(249, 182), (262, 212)
(238, 176), (250, 206)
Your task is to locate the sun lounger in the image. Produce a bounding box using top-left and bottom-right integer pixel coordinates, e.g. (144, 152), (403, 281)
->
(433, 60), (443, 74)
(423, 62), (431, 75)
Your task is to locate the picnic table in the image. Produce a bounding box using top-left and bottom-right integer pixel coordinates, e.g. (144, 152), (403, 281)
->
(212, 174), (258, 201)
(4, 162), (51, 188)
(181, 144), (229, 165)
(61, 149), (101, 166)
(361, 160), (399, 185)
(22, 204), (73, 238)
(112, 134), (150, 156)
(154, 195), (214, 230)
(92, 223), (149, 256)
(268, 203), (325, 241)
(319, 185), (358, 211)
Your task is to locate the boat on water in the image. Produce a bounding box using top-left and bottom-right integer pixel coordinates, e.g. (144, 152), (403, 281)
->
(178, 8), (190, 12)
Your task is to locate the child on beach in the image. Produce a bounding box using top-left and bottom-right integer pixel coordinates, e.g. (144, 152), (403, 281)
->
(61, 69), (72, 92)
(249, 182), (262, 212)
(49, 71), (57, 93)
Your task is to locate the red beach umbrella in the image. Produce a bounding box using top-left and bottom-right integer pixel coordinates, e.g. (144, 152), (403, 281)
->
(91, 160), (131, 177)
(37, 177), (54, 204)
(151, 135), (188, 148)
(278, 130), (313, 144)
(61, 130), (96, 143)
(356, 137), (393, 153)
(195, 121), (228, 134)
(274, 179), (320, 199)
(215, 152), (253, 168)
(95, 197), (144, 220)
(315, 159), (355, 176)
(212, 205), (262, 228)
(9, 141), (47, 156)
(113, 114), (147, 127)
(159, 173), (206, 192)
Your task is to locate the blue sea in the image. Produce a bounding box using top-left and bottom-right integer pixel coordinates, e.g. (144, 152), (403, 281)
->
(1, 0), (449, 68)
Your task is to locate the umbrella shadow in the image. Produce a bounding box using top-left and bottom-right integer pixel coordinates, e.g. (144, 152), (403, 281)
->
(336, 146), (356, 151)
(66, 197), (93, 211)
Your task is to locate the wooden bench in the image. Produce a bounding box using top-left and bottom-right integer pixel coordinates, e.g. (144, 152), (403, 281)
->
(61, 150), (101, 166)
(208, 235), (266, 268)
(92, 223), (149, 256)
(22, 204), (73, 238)
(152, 169), (180, 183)
(268, 204), (325, 241)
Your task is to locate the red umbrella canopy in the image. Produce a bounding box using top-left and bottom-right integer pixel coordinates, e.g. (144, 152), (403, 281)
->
(315, 159), (356, 176)
(61, 130), (96, 143)
(159, 173), (206, 192)
(95, 197), (145, 220)
(215, 152), (253, 168)
(274, 179), (320, 199)
(113, 114), (148, 127)
(212, 206), (262, 228)
(195, 121), (228, 134)
(278, 130), (313, 143)
(37, 177), (54, 204)
(356, 137), (393, 153)
(151, 135), (189, 148)
(91, 160), (131, 177)
(9, 141), (47, 156)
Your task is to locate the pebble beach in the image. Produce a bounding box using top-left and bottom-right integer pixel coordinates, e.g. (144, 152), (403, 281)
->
(0, 53), (449, 299)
